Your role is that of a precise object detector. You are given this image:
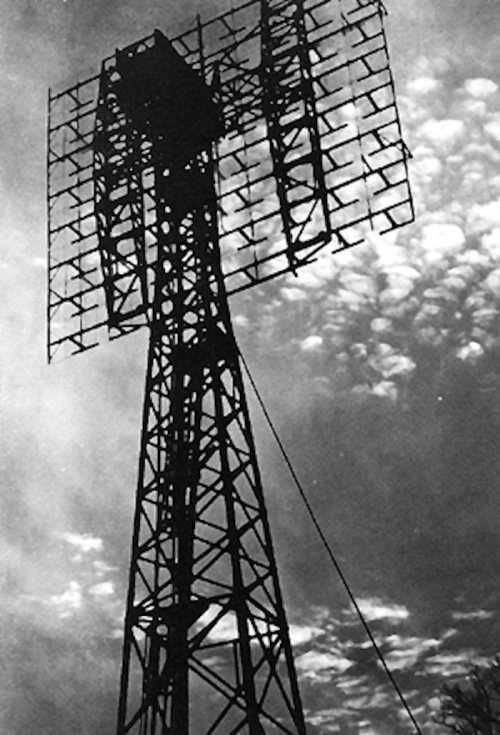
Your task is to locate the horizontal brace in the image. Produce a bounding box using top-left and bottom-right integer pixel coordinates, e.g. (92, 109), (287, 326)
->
(322, 117), (400, 155)
(49, 104), (97, 135)
(48, 317), (108, 351)
(50, 174), (94, 202)
(49, 142), (94, 167)
(313, 42), (389, 88)
(49, 209), (95, 236)
(49, 72), (100, 102)
(49, 279), (102, 309)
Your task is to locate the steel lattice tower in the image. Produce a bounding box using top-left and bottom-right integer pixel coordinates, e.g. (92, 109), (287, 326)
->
(46, 2), (414, 733)
(96, 38), (306, 731)
(116, 155), (307, 730)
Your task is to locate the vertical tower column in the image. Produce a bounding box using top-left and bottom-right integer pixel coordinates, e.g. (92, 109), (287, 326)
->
(260, 0), (330, 264)
(116, 138), (307, 733)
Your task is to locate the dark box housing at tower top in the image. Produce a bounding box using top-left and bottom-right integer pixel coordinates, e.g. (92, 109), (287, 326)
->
(115, 32), (222, 164)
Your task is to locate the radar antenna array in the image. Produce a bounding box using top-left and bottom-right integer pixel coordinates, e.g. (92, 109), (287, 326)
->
(46, 1), (413, 733)
(47, 0), (412, 361)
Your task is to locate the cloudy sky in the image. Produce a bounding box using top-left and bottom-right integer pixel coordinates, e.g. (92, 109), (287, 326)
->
(2, 0), (500, 733)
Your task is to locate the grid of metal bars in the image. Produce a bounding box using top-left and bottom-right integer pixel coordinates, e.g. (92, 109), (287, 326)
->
(47, 0), (413, 361)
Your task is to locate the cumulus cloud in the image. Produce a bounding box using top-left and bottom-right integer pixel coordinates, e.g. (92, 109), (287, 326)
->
(367, 345), (416, 379)
(484, 119), (500, 142)
(420, 223), (466, 255)
(355, 599), (410, 624)
(451, 609), (494, 622)
(456, 341), (484, 363)
(464, 78), (498, 98)
(383, 634), (441, 671)
(59, 532), (104, 553)
(424, 651), (487, 677)
(371, 380), (398, 401)
(296, 650), (354, 680)
(88, 581), (114, 597)
(407, 77), (441, 96)
(301, 335), (323, 352)
(467, 200), (500, 232)
(49, 580), (83, 618)
(290, 623), (324, 646)
(417, 119), (465, 150)
(281, 286), (308, 301)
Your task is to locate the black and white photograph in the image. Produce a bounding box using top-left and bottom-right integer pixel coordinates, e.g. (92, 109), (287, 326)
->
(2, 1), (500, 733)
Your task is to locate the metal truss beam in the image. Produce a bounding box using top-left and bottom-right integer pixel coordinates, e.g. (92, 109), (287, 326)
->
(260, 0), (331, 270)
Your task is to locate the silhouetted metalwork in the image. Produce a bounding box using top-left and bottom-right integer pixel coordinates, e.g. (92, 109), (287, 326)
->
(46, 1), (414, 733)
(47, 0), (412, 361)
